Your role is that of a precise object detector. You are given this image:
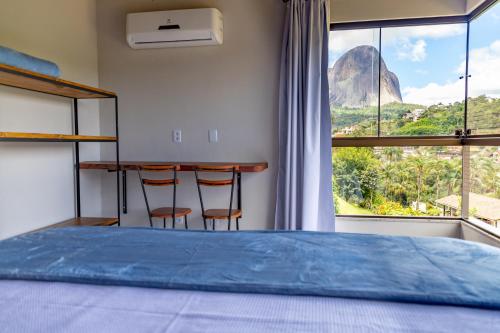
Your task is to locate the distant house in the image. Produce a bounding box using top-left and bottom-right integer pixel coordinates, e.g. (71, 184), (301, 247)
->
(436, 193), (500, 227)
(339, 126), (356, 135)
(403, 109), (425, 122)
(436, 146), (462, 160)
(402, 146), (416, 156)
(411, 201), (427, 212)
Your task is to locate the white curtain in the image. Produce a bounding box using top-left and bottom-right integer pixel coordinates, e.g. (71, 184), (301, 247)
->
(275, 0), (334, 231)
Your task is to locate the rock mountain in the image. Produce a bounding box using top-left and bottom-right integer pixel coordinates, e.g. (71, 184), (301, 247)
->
(329, 45), (403, 108)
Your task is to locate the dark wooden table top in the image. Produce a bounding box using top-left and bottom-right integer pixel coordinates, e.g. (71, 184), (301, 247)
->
(80, 161), (269, 173)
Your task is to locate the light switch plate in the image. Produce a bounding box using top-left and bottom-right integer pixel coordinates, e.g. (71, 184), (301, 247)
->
(209, 129), (218, 143)
(173, 129), (182, 143)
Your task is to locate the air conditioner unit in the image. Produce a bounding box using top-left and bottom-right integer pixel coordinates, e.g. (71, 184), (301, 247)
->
(126, 8), (223, 49)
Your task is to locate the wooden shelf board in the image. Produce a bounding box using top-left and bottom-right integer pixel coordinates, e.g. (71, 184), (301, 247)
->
(0, 64), (116, 99)
(0, 132), (116, 142)
(54, 217), (119, 228)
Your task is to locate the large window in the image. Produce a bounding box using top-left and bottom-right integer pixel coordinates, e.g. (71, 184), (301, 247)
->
(465, 146), (500, 227)
(330, 29), (380, 137)
(334, 146), (462, 217)
(330, 2), (500, 233)
(380, 24), (466, 136)
(468, 4), (500, 134)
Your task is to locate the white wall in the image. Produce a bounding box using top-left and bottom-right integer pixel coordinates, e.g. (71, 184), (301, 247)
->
(96, 0), (284, 230)
(0, 0), (102, 239)
(467, 0), (486, 13)
(331, 0), (467, 23)
(461, 221), (500, 248)
(337, 217), (462, 238)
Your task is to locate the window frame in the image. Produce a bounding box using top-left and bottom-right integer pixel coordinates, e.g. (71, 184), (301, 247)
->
(329, 0), (500, 233)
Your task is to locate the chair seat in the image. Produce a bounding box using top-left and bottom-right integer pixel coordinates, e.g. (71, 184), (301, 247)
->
(151, 207), (192, 218)
(203, 209), (242, 220)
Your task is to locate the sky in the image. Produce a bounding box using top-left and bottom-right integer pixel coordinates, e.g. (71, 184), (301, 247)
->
(329, 3), (500, 106)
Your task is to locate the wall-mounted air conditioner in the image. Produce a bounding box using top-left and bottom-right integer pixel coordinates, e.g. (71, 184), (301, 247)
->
(126, 8), (223, 49)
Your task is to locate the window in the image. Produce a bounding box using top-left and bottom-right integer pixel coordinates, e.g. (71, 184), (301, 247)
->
(330, 29), (379, 137)
(334, 146), (462, 217)
(468, 4), (500, 134)
(465, 146), (500, 228)
(380, 24), (466, 136)
(330, 2), (500, 233)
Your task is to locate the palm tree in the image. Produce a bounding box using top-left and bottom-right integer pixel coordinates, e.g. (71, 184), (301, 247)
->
(406, 150), (432, 210)
(381, 147), (403, 163)
(470, 147), (500, 196)
(442, 159), (462, 196)
(428, 160), (445, 201)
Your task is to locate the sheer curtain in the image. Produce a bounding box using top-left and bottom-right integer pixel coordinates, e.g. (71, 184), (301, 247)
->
(275, 0), (334, 231)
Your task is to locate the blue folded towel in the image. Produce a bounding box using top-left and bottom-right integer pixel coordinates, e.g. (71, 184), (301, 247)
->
(0, 45), (60, 77)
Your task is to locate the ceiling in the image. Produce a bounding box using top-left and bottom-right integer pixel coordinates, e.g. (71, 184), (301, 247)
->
(330, 0), (490, 23)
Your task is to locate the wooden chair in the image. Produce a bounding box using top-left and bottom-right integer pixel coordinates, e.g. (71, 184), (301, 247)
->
(194, 165), (241, 231)
(137, 165), (191, 229)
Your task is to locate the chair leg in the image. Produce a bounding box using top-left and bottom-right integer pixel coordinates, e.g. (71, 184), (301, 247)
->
(236, 218), (240, 231)
(163, 218), (166, 229)
(227, 218), (231, 231)
(184, 215), (188, 230)
(148, 215), (153, 228)
(212, 219), (215, 231)
(172, 217), (175, 229)
(203, 217), (207, 230)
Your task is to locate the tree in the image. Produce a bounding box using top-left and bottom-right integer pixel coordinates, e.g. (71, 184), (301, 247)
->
(333, 147), (381, 208)
(405, 151), (431, 208)
(381, 147), (403, 163)
(470, 147), (500, 197)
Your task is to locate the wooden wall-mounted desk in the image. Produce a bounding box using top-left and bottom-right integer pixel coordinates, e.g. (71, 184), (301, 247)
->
(80, 161), (268, 215)
(80, 161), (268, 173)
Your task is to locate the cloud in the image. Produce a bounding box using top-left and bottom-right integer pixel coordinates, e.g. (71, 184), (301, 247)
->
(467, 40), (500, 97)
(329, 29), (378, 54)
(385, 25), (464, 64)
(397, 39), (427, 62)
(403, 81), (465, 106)
(329, 24), (466, 66)
(402, 40), (500, 105)
(382, 25), (465, 42)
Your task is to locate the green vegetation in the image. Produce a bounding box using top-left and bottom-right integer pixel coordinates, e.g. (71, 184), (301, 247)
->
(332, 146), (462, 216)
(331, 96), (500, 217)
(332, 96), (500, 137)
(335, 195), (372, 215)
(468, 96), (500, 134)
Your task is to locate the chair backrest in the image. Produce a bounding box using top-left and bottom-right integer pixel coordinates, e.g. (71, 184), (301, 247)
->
(137, 164), (180, 226)
(194, 165), (239, 220)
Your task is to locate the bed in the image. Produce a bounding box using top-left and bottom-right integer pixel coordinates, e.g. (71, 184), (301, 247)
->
(0, 227), (499, 332)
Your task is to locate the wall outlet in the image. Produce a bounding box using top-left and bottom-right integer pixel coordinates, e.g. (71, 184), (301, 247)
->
(172, 129), (182, 143)
(209, 129), (218, 143)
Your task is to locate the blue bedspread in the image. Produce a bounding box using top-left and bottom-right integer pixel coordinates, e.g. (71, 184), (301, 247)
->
(0, 227), (499, 310)
(0, 45), (60, 77)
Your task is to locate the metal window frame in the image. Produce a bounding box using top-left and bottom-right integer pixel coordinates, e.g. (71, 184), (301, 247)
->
(329, 0), (500, 226)
(330, 0), (498, 31)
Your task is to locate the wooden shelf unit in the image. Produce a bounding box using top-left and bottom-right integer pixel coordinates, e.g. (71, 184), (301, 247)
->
(0, 65), (121, 227)
(0, 132), (117, 142)
(0, 64), (115, 99)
